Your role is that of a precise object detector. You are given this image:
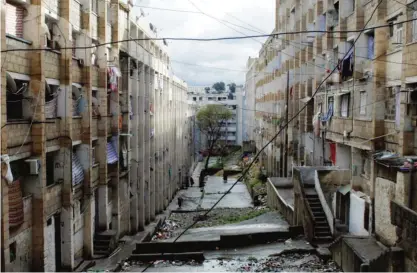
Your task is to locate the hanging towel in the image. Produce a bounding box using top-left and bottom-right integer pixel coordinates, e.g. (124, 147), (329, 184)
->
(72, 153), (84, 186)
(321, 104), (334, 122)
(9, 180), (24, 227)
(107, 142), (118, 164)
(2, 155), (14, 184)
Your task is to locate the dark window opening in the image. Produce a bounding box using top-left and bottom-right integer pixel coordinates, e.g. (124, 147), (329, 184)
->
(9, 242), (16, 262)
(6, 78), (28, 121)
(47, 218), (52, 226)
(364, 202), (370, 231)
(46, 153), (55, 186)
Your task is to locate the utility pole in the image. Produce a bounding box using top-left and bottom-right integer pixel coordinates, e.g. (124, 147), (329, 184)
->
(284, 70), (289, 177)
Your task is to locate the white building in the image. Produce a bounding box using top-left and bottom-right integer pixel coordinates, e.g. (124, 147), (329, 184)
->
(188, 86), (244, 153)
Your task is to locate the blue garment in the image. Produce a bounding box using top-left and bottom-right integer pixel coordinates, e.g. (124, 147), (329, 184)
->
(321, 104), (334, 122)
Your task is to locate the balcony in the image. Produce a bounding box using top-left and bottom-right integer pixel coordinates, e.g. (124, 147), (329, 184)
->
(70, 0), (81, 32)
(46, 182), (62, 217)
(91, 13), (98, 41)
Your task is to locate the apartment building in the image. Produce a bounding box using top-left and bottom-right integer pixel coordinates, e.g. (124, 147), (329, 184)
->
(0, 0), (190, 271)
(188, 86), (243, 153)
(247, 0), (417, 270)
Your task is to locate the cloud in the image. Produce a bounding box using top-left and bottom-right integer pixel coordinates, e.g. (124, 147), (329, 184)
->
(132, 0), (274, 86)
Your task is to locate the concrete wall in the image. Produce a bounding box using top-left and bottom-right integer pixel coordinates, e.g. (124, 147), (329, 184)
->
(73, 200), (84, 259)
(44, 217), (56, 272)
(349, 192), (369, 236)
(375, 177), (397, 246)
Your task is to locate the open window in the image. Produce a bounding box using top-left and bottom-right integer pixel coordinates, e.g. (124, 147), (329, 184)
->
(44, 17), (61, 51)
(340, 93), (350, 117)
(92, 87), (100, 117)
(45, 79), (59, 119)
(72, 83), (83, 116)
(6, 72), (30, 121)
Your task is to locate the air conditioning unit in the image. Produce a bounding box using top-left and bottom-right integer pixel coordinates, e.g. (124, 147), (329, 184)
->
(25, 158), (40, 175)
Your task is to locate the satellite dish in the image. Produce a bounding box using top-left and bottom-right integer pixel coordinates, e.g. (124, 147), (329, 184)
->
(6, 73), (17, 93)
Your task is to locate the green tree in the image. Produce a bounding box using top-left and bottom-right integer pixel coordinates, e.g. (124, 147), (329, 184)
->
(212, 82), (226, 92)
(228, 83), (236, 93)
(197, 104), (233, 170)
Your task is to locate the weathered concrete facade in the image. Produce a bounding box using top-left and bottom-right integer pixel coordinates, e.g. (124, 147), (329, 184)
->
(247, 0), (417, 270)
(0, 0), (190, 270)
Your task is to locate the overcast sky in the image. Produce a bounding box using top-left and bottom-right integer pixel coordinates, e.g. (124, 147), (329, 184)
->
(133, 0), (275, 86)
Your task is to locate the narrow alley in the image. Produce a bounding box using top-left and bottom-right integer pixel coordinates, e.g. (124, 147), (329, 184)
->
(104, 161), (341, 272)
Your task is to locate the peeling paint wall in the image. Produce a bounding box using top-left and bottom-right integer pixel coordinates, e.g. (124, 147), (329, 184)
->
(44, 217), (56, 272)
(375, 177), (397, 245)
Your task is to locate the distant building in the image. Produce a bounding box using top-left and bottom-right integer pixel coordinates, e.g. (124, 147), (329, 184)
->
(188, 86), (244, 154)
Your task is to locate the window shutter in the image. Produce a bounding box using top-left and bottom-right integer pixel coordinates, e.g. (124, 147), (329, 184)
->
(6, 4), (23, 38)
(413, 11), (417, 42)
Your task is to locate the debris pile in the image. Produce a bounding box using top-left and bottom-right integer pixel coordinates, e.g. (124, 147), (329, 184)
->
(236, 253), (340, 272)
(151, 220), (179, 241)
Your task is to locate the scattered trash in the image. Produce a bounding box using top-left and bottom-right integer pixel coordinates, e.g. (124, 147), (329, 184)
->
(151, 220), (179, 241)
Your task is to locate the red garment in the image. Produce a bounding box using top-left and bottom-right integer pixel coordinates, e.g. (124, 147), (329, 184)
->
(330, 143), (336, 165)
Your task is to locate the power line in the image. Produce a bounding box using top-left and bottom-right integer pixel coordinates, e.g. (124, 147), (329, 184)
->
(3, 18), (416, 53)
(133, 5), (203, 13)
(142, 1), (382, 272)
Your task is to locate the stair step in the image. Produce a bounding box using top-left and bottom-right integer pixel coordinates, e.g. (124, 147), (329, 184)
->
(315, 231), (332, 236)
(314, 217), (327, 221)
(94, 240), (110, 246)
(314, 236), (333, 242)
(94, 246), (110, 252)
(315, 226), (330, 230)
(310, 204), (322, 208)
(94, 249), (110, 255)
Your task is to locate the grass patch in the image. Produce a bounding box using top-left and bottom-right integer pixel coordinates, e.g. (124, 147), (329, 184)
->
(208, 208), (269, 226)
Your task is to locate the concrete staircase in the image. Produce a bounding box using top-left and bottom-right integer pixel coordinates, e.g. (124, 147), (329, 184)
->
(305, 189), (332, 242)
(93, 230), (117, 256)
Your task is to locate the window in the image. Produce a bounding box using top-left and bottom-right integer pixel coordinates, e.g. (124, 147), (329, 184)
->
(359, 91), (366, 115)
(328, 96), (334, 110)
(6, 3), (24, 38)
(193, 97), (197, 101)
(361, 155), (370, 177)
(364, 202), (370, 231)
(46, 152), (55, 186)
(92, 0), (98, 14)
(340, 94), (350, 117)
(45, 19), (60, 50)
(366, 32), (374, 59)
(389, 22), (394, 38)
(413, 11), (417, 42)
(10, 242), (16, 262)
(396, 23), (403, 44)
